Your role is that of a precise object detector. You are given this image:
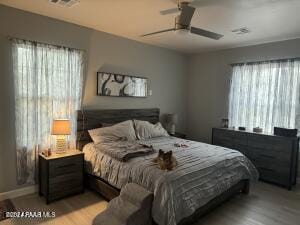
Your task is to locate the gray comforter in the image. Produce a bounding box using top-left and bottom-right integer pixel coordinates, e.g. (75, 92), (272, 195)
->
(84, 136), (258, 225)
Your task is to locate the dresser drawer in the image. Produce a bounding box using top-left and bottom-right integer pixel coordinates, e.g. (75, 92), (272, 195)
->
(234, 143), (248, 155)
(248, 134), (293, 153)
(213, 137), (234, 149)
(213, 129), (235, 140)
(49, 155), (83, 178)
(257, 167), (290, 186)
(213, 129), (248, 154)
(232, 132), (247, 144)
(247, 147), (291, 162)
(249, 154), (290, 187)
(250, 157), (290, 174)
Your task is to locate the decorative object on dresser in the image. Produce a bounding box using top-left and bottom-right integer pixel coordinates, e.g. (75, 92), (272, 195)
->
(170, 132), (186, 139)
(238, 126), (246, 131)
(212, 128), (299, 190)
(253, 127), (263, 133)
(97, 72), (148, 97)
(221, 118), (229, 128)
(39, 150), (84, 204)
(166, 113), (178, 135)
(51, 119), (71, 153)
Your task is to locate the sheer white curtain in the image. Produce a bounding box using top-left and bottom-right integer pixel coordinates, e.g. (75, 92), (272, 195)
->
(228, 60), (300, 133)
(12, 39), (85, 184)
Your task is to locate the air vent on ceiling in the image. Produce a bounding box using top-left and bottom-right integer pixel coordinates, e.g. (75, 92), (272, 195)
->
(48, 0), (80, 7)
(232, 27), (251, 34)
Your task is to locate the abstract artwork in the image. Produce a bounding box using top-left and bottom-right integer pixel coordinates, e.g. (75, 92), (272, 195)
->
(97, 72), (148, 97)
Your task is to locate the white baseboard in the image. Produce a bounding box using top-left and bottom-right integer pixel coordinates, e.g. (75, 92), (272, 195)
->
(0, 185), (37, 201)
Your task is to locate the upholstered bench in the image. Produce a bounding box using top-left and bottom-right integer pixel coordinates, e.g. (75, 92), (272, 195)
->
(93, 183), (153, 225)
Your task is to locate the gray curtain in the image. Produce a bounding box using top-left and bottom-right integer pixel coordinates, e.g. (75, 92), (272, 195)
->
(12, 39), (85, 184)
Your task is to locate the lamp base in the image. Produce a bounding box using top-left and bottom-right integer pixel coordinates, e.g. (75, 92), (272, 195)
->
(169, 124), (176, 135)
(56, 135), (67, 154)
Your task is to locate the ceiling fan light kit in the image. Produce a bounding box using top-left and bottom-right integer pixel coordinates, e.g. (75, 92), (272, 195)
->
(232, 27), (251, 34)
(141, 1), (223, 40)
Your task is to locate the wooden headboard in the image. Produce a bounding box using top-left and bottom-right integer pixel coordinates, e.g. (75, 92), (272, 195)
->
(76, 108), (160, 150)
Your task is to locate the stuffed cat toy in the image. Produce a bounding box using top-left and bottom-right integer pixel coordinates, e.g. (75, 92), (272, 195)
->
(154, 149), (178, 171)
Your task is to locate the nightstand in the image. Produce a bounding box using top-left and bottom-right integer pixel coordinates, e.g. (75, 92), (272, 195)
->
(39, 150), (84, 204)
(170, 132), (186, 139)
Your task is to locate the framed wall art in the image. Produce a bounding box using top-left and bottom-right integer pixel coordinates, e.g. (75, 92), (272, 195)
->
(97, 72), (148, 97)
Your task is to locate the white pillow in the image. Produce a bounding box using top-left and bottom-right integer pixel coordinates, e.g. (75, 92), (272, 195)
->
(133, 120), (169, 140)
(88, 120), (137, 144)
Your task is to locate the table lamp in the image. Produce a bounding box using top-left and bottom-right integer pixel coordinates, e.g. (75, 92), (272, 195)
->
(51, 119), (71, 153)
(166, 114), (178, 135)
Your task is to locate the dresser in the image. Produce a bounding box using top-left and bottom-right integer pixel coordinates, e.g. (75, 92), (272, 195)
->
(212, 128), (299, 190)
(39, 150), (84, 204)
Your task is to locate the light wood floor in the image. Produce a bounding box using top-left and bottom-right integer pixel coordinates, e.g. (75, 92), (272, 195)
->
(1, 182), (299, 225)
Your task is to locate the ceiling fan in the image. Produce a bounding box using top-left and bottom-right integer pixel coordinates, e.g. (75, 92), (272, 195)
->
(141, 1), (223, 40)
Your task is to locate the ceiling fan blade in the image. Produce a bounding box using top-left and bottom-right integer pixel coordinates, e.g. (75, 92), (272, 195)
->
(178, 5), (195, 26)
(141, 28), (175, 37)
(190, 27), (223, 40)
(160, 7), (180, 15)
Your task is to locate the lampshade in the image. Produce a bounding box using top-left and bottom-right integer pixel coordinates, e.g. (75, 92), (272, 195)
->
(166, 114), (178, 124)
(51, 119), (71, 135)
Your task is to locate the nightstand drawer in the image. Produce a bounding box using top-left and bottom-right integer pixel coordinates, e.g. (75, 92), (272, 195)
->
(49, 179), (83, 194)
(49, 172), (83, 186)
(49, 187), (84, 202)
(49, 155), (83, 177)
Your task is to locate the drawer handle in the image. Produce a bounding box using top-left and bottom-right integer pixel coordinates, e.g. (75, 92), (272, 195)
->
(57, 163), (76, 169)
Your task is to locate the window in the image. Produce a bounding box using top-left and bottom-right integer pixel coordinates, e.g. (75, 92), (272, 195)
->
(228, 60), (300, 133)
(12, 39), (85, 184)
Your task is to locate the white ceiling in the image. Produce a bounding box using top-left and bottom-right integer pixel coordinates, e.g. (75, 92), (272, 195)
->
(1, 0), (300, 53)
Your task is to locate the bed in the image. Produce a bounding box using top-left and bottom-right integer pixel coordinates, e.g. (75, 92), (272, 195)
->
(77, 108), (258, 225)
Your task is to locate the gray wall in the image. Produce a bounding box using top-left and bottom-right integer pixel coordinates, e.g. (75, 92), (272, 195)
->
(187, 39), (300, 178)
(0, 5), (188, 192)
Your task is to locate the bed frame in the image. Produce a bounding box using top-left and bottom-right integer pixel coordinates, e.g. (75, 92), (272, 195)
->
(77, 108), (250, 225)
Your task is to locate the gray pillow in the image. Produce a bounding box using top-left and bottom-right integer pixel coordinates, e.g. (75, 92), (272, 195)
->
(133, 120), (169, 140)
(88, 120), (137, 144)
